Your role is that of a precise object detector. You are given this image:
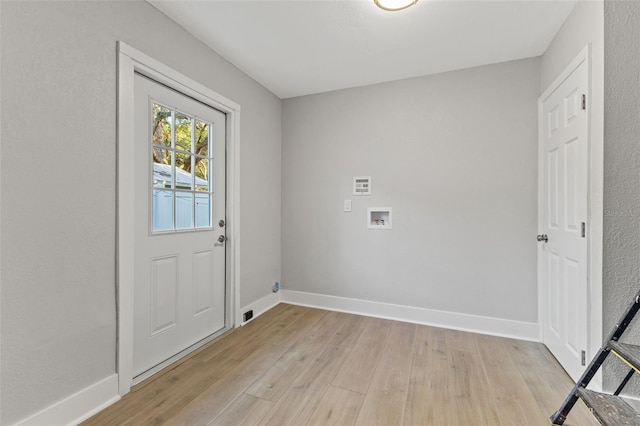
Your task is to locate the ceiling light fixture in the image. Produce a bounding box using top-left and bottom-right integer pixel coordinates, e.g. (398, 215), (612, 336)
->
(374, 0), (418, 12)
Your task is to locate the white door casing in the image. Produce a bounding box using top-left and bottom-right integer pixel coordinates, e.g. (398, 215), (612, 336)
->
(538, 49), (589, 382)
(117, 42), (241, 395)
(133, 74), (226, 379)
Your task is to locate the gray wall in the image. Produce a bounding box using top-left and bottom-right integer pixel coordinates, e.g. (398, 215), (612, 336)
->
(0, 1), (281, 424)
(540, 0), (605, 365)
(282, 58), (540, 323)
(603, 0), (640, 393)
(541, 1), (604, 91)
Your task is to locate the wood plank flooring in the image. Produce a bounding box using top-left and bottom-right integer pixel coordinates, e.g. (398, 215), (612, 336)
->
(84, 304), (597, 425)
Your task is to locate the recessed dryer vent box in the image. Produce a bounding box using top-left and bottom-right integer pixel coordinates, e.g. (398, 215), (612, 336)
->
(353, 176), (372, 195)
(368, 207), (392, 229)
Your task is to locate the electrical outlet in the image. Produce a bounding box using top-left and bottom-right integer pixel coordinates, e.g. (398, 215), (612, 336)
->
(344, 200), (352, 212)
(243, 310), (254, 322)
(273, 281), (280, 293)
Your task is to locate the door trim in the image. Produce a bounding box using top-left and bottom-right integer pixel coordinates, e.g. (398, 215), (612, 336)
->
(116, 41), (242, 396)
(537, 44), (603, 385)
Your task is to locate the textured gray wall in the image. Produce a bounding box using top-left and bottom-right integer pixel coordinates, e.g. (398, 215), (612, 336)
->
(282, 58), (540, 323)
(0, 1), (281, 423)
(603, 0), (640, 393)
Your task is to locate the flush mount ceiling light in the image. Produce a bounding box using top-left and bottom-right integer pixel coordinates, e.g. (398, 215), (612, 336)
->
(374, 0), (418, 12)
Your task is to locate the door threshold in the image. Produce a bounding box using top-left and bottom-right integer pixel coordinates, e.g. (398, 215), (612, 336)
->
(131, 327), (232, 390)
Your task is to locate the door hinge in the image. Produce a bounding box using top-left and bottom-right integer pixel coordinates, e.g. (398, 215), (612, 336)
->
(581, 222), (586, 238)
(581, 94), (587, 110)
(581, 350), (586, 366)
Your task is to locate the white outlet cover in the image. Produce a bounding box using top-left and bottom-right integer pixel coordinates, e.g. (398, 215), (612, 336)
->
(344, 200), (352, 212)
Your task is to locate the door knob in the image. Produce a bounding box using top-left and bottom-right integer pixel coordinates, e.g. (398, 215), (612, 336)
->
(217, 235), (226, 243)
(537, 234), (548, 243)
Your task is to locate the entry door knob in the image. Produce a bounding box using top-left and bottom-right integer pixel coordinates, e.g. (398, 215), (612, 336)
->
(537, 234), (548, 243)
(217, 235), (226, 243)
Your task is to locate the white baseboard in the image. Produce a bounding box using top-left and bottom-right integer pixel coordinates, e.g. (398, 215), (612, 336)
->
(240, 291), (282, 325)
(621, 394), (640, 411)
(15, 374), (119, 426)
(281, 290), (539, 342)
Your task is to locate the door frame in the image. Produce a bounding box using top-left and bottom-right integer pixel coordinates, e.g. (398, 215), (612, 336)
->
(537, 44), (603, 385)
(116, 41), (242, 395)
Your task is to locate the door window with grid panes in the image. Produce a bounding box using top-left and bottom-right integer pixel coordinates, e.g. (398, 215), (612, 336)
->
(151, 103), (214, 232)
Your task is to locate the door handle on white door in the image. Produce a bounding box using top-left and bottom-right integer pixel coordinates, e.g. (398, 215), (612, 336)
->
(537, 234), (548, 243)
(217, 235), (226, 243)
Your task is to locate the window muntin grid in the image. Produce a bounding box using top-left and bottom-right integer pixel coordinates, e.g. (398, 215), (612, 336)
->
(151, 101), (213, 233)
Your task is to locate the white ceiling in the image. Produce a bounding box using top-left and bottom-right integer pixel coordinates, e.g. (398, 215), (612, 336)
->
(148, 0), (577, 99)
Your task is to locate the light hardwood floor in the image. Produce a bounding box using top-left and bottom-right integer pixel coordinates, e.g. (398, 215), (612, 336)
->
(84, 304), (597, 425)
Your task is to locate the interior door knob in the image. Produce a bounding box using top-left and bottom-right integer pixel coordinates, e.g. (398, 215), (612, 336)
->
(217, 235), (226, 243)
(537, 234), (548, 243)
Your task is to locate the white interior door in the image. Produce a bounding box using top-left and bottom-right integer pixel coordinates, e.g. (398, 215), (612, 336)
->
(133, 73), (227, 379)
(538, 57), (589, 382)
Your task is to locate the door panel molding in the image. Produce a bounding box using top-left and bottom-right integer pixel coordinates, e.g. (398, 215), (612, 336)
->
(117, 41), (241, 396)
(538, 44), (596, 382)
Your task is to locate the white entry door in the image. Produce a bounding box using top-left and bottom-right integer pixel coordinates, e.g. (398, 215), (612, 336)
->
(133, 73), (227, 379)
(538, 55), (589, 382)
